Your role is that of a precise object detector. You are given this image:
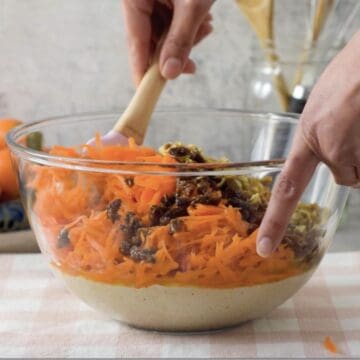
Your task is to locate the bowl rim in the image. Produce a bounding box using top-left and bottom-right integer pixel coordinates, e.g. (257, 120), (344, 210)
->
(6, 108), (299, 176)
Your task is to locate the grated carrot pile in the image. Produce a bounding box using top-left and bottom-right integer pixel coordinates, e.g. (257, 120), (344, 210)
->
(28, 139), (310, 288)
(323, 336), (338, 354)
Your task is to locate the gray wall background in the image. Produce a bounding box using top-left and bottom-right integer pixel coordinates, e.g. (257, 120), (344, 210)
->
(0, 0), (359, 121)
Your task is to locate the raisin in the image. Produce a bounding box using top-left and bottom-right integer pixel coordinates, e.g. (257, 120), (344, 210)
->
(57, 228), (70, 248)
(120, 240), (132, 255)
(120, 212), (142, 238)
(125, 178), (134, 187)
(176, 178), (197, 198)
(165, 144), (206, 163)
(106, 199), (121, 223)
(120, 213), (145, 256)
(161, 195), (175, 207)
(192, 195), (221, 206)
(169, 146), (191, 158)
(130, 246), (157, 263)
(159, 206), (188, 225)
(149, 205), (167, 226)
(128, 227), (149, 248)
(168, 218), (185, 234)
(191, 151), (206, 163)
(226, 198), (252, 221)
(175, 197), (191, 207)
(136, 228), (151, 242)
(176, 176), (223, 208)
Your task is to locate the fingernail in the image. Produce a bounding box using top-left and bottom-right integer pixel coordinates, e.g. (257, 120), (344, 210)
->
(162, 57), (183, 79)
(257, 237), (273, 258)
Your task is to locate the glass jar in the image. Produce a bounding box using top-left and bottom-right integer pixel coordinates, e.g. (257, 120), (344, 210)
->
(244, 45), (341, 113)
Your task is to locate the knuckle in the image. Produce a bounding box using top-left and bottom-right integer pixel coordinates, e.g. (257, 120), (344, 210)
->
(132, 0), (152, 13)
(333, 176), (341, 186)
(183, 0), (205, 12)
(128, 38), (147, 58)
(274, 175), (298, 201)
(266, 218), (283, 233)
(332, 169), (357, 186)
(333, 175), (352, 186)
(301, 117), (320, 155)
(181, 0), (213, 19)
(326, 146), (346, 165)
(165, 33), (192, 52)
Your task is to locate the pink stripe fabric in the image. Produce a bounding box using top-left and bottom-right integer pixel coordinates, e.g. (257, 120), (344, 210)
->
(0, 252), (359, 358)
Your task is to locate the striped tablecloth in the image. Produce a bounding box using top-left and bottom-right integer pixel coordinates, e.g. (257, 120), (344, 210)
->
(0, 252), (359, 358)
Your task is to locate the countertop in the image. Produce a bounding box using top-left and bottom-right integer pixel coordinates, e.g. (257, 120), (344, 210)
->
(1, 251), (360, 358)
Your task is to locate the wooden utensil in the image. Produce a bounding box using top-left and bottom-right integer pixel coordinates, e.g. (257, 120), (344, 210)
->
(88, 52), (166, 146)
(292, 0), (335, 89)
(236, 0), (290, 110)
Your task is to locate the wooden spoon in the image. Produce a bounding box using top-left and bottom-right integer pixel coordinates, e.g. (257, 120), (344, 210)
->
(292, 0), (335, 88)
(88, 52), (166, 146)
(310, 0), (334, 44)
(236, 0), (290, 110)
(236, 0), (274, 49)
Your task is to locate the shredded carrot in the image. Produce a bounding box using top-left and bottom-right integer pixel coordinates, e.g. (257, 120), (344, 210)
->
(28, 138), (310, 288)
(323, 336), (338, 354)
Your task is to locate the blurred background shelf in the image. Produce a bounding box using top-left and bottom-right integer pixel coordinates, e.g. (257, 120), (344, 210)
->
(0, 230), (38, 253)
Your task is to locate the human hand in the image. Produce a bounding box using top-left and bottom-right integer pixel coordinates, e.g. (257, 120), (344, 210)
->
(256, 30), (360, 257)
(122, 0), (214, 85)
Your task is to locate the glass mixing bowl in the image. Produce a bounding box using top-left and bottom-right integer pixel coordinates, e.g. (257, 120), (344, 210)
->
(7, 110), (349, 332)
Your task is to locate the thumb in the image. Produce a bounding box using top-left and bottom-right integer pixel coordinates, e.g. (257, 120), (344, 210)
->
(160, 0), (213, 79)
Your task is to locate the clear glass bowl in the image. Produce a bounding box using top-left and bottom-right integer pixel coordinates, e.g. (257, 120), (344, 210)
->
(244, 46), (341, 113)
(7, 110), (349, 332)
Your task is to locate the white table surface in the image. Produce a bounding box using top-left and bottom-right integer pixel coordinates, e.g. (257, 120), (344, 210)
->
(1, 251), (360, 358)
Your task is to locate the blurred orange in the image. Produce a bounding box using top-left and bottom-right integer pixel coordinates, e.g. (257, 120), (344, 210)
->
(0, 148), (19, 201)
(0, 118), (22, 149)
(0, 118), (22, 201)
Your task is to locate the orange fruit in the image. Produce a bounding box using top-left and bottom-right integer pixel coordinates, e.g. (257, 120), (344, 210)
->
(0, 148), (19, 201)
(0, 118), (22, 149)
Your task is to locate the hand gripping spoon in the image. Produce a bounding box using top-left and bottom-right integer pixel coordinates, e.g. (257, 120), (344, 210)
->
(88, 54), (166, 146)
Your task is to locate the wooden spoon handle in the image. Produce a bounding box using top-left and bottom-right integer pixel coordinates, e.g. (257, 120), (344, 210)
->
(113, 59), (166, 145)
(292, 0), (334, 88)
(236, 0), (274, 46)
(236, 0), (290, 111)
